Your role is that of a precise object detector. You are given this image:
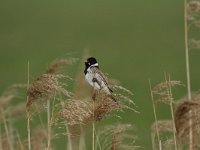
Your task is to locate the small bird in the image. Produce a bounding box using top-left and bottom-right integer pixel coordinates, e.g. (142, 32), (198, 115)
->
(84, 57), (116, 101)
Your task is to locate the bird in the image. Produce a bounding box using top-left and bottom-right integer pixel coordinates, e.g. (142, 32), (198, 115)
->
(84, 57), (116, 101)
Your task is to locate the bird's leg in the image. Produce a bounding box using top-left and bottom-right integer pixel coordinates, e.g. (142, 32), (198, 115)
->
(92, 88), (97, 101)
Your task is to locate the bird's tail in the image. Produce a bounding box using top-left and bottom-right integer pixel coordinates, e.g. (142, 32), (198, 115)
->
(107, 87), (117, 102)
(109, 94), (117, 102)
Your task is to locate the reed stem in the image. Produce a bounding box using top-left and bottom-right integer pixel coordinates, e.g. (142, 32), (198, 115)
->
(65, 124), (73, 150)
(47, 100), (51, 150)
(26, 61), (31, 150)
(79, 125), (86, 150)
(92, 100), (95, 150)
(149, 80), (161, 150)
(184, 1), (193, 149)
(166, 74), (178, 150)
(1, 108), (13, 150)
(16, 131), (24, 150)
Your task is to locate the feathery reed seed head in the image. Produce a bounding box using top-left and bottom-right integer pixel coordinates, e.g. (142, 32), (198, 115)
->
(59, 99), (93, 125)
(187, 0), (200, 21)
(59, 96), (121, 125)
(151, 120), (174, 133)
(26, 74), (71, 109)
(92, 98), (120, 121)
(0, 84), (26, 109)
(175, 100), (200, 140)
(46, 58), (78, 74)
(97, 124), (139, 150)
(31, 127), (47, 150)
(152, 80), (182, 105)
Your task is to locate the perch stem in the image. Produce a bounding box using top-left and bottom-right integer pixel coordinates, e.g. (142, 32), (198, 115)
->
(184, 0), (193, 149)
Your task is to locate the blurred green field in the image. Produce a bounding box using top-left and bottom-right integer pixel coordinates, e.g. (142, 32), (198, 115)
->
(1, 0), (200, 149)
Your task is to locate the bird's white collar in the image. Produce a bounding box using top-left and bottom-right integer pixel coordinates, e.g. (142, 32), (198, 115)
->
(87, 63), (99, 72)
(91, 63), (98, 67)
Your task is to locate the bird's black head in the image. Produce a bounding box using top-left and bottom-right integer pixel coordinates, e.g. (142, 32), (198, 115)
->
(84, 57), (99, 74)
(85, 57), (98, 67)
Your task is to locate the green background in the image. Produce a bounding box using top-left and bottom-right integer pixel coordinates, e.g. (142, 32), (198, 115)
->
(0, 0), (200, 149)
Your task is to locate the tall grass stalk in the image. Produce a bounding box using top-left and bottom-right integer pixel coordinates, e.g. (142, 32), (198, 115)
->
(1, 108), (13, 150)
(26, 61), (31, 150)
(65, 124), (72, 150)
(27, 113), (31, 150)
(166, 74), (178, 150)
(58, 97), (72, 150)
(159, 140), (162, 150)
(9, 121), (14, 149)
(47, 100), (51, 149)
(92, 100), (95, 150)
(0, 124), (2, 150)
(60, 97), (72, 150)
(184, 1), (193, 149)
(79, 125), (86, 150)
(95, 128), (102, 150)
(47, 92), (56, 150)
(149, 80), (161, 150)
(34, 103), (45, 129)
(151, 133), (155, 150)
(16, 131), (24, 150)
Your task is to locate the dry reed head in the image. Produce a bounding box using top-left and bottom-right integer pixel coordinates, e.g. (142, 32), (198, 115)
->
(10, 102), (26, 118)
(26, 74), (71, 109)
(175, 100), (200, 142)
(97, 124), (139, 150)
(59, 99), (93, 125)
(109, 84), (138, 114)
(151, 120), (174, 133)
(190, 90), (200, 101)
(46, 58), (78, 74)
(0, 84), (26, 109)
(0, 94), (15, 110)
(59, 95), (121, 125)
(151, 120), (175, 150)
(111, 84), (134, 96)
(87, 91), (124, 122)
(162, 137), (176, 150)
(92, 98), (120, 121)
(187, 0), (200, 21)
(187, 0), (200, 11)
(59, 78), (135, 125)
(189, 38), (200, 49)
(26, 58), (77, 110)
(88, 91), (121, 122)
(31, 127), (47, 150)
(153, 80), (182, 92)
(0, 133), (10, 150)
(152, 80), (182, 105)
(176, 92), (199, 103)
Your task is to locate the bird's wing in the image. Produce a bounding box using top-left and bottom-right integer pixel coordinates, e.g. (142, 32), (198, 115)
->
(90, 67), (108, 85)
(90, 67), (113, 93)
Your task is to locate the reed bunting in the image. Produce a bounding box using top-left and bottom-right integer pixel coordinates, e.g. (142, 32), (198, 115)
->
(84, 57), (116, 101)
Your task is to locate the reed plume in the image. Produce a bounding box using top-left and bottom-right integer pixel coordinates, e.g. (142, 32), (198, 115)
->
(96, 124), (139, 150)
(26, 58), (76, 110)
(150, 75), (182, 150)
(175, 99), (200, 148)
(46, 58), (78, 74)
(31, 127), (47, 150)
(151, 120), (174, 133)
(26, 74), (71, 109)
(0, 84), (26, 109)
